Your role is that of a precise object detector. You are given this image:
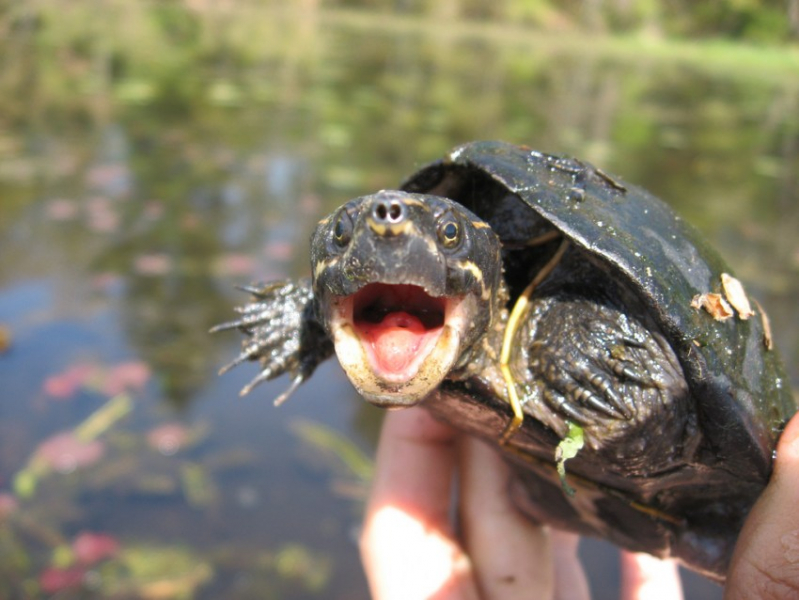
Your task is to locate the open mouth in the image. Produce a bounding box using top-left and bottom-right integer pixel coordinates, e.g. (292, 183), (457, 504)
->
(352, 283), (446, 377)
(326, 282), (469, 406)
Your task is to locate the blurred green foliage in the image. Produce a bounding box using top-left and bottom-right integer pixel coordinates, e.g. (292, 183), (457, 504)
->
(250, 0), (799, 42)
(1, 0), (797, 403)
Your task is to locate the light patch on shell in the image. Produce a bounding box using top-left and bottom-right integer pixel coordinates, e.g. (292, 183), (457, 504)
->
(691, 273), (757, 323)
(691, 293), (734, 321)
(754, 299), (774, 350)
(721, 273), (755, 320)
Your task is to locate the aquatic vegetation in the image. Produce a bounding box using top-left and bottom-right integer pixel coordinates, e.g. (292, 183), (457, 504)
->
(290, 418), (374, 501)
(13, 393), (133, 498)
(0, 353), (346, 597)
(98, 545), (214, 599)
(72, 531), (122, 566)
(147, 423), (191, 456)
(42, 360), (151, 400)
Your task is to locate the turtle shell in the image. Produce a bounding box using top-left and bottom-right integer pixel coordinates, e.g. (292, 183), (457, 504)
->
(401, 140), (796, 579)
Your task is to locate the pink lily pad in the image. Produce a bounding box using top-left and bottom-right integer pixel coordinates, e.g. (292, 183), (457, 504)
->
(217, 253), (255, 276)
(0, 492), (18, 521)
(43, 364), (95, 400)
(134, 253), (173, 275)
(101, 360), (151, 395)
(264, 240), (294, 261)
(147, 423), (189, 455)
(45, 199), (79, 221)
(72, 531), (120, 565)
(35, 432), (105, 473)
(39, 567), (86, 593)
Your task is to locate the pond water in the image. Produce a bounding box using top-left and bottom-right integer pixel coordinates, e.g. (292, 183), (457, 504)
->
(0, 5), (798, 598)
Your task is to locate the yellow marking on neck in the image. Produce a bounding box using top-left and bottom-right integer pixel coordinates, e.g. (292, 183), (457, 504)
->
(499, 237), (569, 444)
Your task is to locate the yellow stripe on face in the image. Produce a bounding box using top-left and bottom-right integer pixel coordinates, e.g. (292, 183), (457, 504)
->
(453, 259), (488, 299)
(472, 220), (492, 229)
(313, 256), (339, 280)
(368, 219), (413, 237)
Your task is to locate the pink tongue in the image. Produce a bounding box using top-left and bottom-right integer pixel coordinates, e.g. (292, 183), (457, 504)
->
(362, 312), (426, 373)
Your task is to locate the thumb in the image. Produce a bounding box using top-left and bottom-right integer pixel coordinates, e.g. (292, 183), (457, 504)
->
(724, 411), (799, 599)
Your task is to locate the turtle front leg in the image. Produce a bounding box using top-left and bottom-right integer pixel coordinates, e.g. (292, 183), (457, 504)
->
(211, 278), (333, 404)
(500, 237), (570, 443)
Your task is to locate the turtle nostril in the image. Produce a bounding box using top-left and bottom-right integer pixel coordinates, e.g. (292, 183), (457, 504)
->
(373, 199), (405, 224)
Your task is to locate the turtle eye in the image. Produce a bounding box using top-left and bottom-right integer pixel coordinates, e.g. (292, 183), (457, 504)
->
(438, 215), (461, 248)
(333, 211), (353, 247)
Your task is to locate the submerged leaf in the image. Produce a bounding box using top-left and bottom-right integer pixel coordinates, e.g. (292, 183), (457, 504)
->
(12, 393), (132, 498)
(180, 463), (218, 508)
(274, 543), (331, 592)
(290, 419), (374, 484)
(99, 544), (213, 598)
(74, 393), (133, 442)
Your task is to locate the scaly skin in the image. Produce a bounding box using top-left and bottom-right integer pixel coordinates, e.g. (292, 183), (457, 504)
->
(211, 279), (332, 404)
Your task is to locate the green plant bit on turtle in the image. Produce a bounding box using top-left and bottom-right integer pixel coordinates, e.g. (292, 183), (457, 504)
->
(555, 422), (585, 496)
(213, 141), (796, 583)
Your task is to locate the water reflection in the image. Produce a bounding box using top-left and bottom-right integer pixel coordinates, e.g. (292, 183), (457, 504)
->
(0, 5), (796, 598)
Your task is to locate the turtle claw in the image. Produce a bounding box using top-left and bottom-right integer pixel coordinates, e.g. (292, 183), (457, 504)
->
(582, 391), (627, 420)
(218, 352), (249, 376)
(213, 278), (333, 401)
(273, 375), (305, 407)
(544, 388), (591, 426)
(209, 320), (242, 334)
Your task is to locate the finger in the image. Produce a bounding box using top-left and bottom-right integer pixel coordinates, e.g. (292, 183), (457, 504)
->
(360, 407), (479, 600)
(725, 411), (799, 600)
(550, 530), (590, 600)
(459, 436), (555, 599)
(620, 550), (683, 600)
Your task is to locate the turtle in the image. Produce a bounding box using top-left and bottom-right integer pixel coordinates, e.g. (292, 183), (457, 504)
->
(212, 140), (795, 581)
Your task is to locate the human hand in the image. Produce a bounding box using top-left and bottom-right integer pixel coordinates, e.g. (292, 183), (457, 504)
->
(724, 409), (799, 599)
(359, 406), (683, 599)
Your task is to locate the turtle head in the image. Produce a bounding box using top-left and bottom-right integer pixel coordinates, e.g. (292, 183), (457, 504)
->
(311, 191), (502, 407)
